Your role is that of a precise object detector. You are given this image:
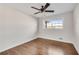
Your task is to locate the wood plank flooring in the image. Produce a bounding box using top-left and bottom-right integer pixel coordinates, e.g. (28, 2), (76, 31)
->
(0, 38), (78, 55)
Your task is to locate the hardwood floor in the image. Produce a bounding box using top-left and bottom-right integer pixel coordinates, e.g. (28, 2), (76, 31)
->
(0, 38), (78, 55)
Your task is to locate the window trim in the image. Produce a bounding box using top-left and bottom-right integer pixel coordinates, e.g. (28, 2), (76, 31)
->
(45, 18), (64, 29)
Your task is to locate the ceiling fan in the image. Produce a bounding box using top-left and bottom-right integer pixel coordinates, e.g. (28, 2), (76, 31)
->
(31, 3), (54, 14)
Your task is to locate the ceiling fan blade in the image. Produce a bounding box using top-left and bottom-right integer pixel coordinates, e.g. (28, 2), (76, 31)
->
(34, 12), (40, 14)
(42, 3), (50, 11)
(45, 10), (54, 12)
(31, 6), (40, 10)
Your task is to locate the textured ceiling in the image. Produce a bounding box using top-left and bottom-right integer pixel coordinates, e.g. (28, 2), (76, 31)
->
(0, 3), (77, 18)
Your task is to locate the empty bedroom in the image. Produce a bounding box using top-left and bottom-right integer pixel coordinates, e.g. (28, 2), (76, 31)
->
(0, 3), (79, 55)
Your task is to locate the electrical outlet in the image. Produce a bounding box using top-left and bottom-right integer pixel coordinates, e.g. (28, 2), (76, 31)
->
(58, 36), (64, 40)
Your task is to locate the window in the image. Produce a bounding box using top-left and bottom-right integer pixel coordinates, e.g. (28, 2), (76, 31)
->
(45, 18), (64, 29)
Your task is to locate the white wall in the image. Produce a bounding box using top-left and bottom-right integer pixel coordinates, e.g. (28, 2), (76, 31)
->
(73, 4), (79, 53)
(38, 12), (75, 43)
(0, 6), (37, 52)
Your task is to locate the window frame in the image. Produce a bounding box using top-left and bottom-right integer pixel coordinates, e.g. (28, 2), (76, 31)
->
(45, 18), (64, 29)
